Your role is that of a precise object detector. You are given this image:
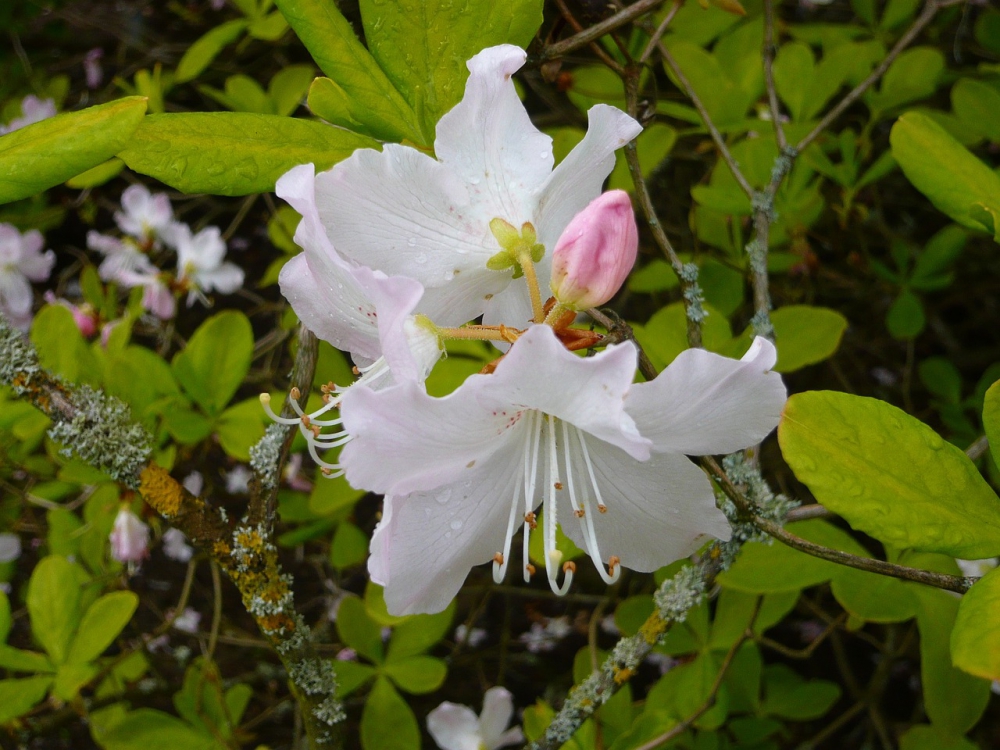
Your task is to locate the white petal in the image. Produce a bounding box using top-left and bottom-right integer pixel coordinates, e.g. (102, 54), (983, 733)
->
(492, 727), (525, 749)
(535, 105), (642, 250)
(627, 337), (786, 455)
(427, 702), (482, 750)
(479, 687), (516, 748)
(275, 164), (383, 361)
(370, 425), (528, 616)
(17, 237), (54, 282)
(486, 325), (649, 459)
(340, 378), (522, 496)
(178, 226), (226, 271)
(316, 145), (499, 325)
(0, 270), (33, 317)
(435, 45), (553, 226)
(197, 262), (244, 294)
(558, 443), (731, 573)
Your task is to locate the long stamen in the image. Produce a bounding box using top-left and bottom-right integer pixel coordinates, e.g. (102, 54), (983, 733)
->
(493, 426), (526, 583)
(576, 428), (609, 513)
(259, 394), (300, 425)
(544, 415), (573, 595)
(523, 410), (542, 582)
(570, 426), (620, 585)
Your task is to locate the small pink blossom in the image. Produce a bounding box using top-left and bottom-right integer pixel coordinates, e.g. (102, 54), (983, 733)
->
(0, 223), (55, 322)
(549, 190), (638, 310)
(43, 292), (99, 337)
(84, 48), (104, 89)
(0, 96), (56, 135)
(110, 506), (150, 563)
(162, 528), (194, 562)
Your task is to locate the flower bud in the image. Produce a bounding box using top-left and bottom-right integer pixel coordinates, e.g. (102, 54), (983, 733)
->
(110, 506), (150, 563)
(549, 190), (638, 310)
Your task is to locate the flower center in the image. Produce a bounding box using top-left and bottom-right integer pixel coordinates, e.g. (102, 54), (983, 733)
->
(492, 411), (620, 596)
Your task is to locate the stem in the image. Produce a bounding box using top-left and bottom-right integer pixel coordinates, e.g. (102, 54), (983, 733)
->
(638, 0), (681, 64)
(762, 0), (787, 151)
(438, 325), (522, 343)
(553, 0), (626, 74)
(517, 249), (547, 324)
(540, 0), (667, 61)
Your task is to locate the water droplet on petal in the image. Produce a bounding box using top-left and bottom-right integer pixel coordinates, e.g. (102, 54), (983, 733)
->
(415, 253), (428, 264)
(407, 237), (417, 247)
(450, 519), (463, 531)
(436, 488), (452, 504)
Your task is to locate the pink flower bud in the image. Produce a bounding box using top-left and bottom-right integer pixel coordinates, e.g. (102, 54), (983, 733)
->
(549, 190), (638, 310)
(110, 506), (150, 563)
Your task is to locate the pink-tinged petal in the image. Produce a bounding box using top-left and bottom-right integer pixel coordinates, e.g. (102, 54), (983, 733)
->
(316, 145), (500, 325)
(275, 164), (384, 361)
(0, 224), (21, 264)
(487, 325), (649, 459)
(369, 424), (529, 615)
(627, 337), (786, 455)
(347, 264), (433, 383)
(535, 105), (642, 250)
(109, 506), (150, 563)
(17, 235), (55, 282)
(427, 702), (482, 750)
(177, 226), (227, 271)
(143, 282), (176, 320)
(479, 688), (516, 749)
(0, 270), (33, 317)
(557, 443), (731, 573)
(340, 378), (521, 496)
(435, 45), (553, 226)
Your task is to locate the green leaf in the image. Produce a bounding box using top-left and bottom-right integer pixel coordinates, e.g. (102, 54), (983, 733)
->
(118, 112), (378, 196)
(333, 660), (378, 697)
(360, 677), (421, 750)
(890, 112), (1000, 232)
(0, 676), (53, 723)
(886, 289), (925, 340)
(770, 305), (848, 372)
(215, 397), (267, 460)
(27, 556), (88, 665)
(309, 472), (364, 516)
(336, 596), (384, 664)
(329, 522), (368, 570)
(274, 0), (422, 143)
(382, 655), (447, 694)
(99, 708), (218, 750)
(830, 566), (918, 623)
(0, 97), (147, 204)
(761, 664), (840, 720)
(31, 305), (100, 385)
(0, 645), (55, 673)
(67, 591), (138, 665)
(866, 47), (943, 116)
(172, 311), (253, 416)
(248, 9), (289, 40)
(914, 587), (990, 733)
(951, 78), (1000, 144)
(614, 596), (655, 637)
(387, 601), (455, 661)
(900, 725), (978, 750)
(360, 0), (542, 140)
(984, 381), (1000, 473)
(0, 592), (9, 643)
(53, 661), (98, 700)
(65, 157), (125, 189)
(951, 566), (1000, 681)
(175, 19), (248, 84)
(779, 391), (1000, 558)
(269, 64), (315, 117)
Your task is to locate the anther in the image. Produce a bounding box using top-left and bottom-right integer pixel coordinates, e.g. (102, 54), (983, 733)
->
(352, 366), (361, 376)
(562, 561), (576, 574)
(554, 481), (564, 490)
(301, 415), (311, 427)
(574, 509), (585, 518)
(311, 425), (321, 438)
(320, 467), (333, 476)
(290, 386), (301, 399)
(598, 504), (608, 513)
(608, 555), (620, 575)
(524, 511), (537, 530)
(525, 563), (536, 578)
(493, 552), (504, 565)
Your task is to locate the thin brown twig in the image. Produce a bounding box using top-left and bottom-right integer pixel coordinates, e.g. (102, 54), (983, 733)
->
(762, 0), (787, 150)
(638, 0), (681, 64)
(540, 0), (666, 61)
(553, 0), (626, 74)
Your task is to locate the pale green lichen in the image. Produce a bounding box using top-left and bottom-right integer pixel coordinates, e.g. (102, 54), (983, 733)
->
(249, 423), (285, 490)
(678, 263), (707, 323)
(47, 385), (152, 489)
(0, 318), (40, 391)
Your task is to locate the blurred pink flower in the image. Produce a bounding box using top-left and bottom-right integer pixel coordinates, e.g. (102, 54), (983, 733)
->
(110, 506), (150, 563)
(0, 223), (54, 323)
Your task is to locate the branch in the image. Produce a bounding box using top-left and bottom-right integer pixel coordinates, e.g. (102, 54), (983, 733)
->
(0, 314), (343, 749)
(700, 456), (974, 594)
(539, 0), (667, 61)
(762, 0), (787, 151)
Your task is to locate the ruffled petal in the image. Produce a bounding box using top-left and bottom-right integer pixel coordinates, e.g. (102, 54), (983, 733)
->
(435, 45), (553, 226)
(275, 164), (383, 361)
(626, 337), (786, 455)
(535, 105), (642, 250)
(479, 687), (516, 749)
(368, 422), (529, 615)
(426, 702), (482, 750)
(486, 325), (649, 459)
(340, 378), (521, 496)
(316, 145), (502, 325)
(0, 270), (33, 317)
(557, 441), (731, 573)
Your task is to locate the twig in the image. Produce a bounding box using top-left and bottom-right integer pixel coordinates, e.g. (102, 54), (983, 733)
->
(966, 435), (990, 461)
(588, 307), (659, 381)
(638, 0), (681, 64)
(762, 0), (787, 151)
(553, 0), (626, 74)
(540, 0), (666, 61)
(701, 456), (974, 594)
(785, 504), (832, 522)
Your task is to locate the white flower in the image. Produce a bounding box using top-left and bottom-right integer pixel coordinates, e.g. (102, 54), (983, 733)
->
(171, 607), (201, 634)
(341, 325), (784, 615)
(172, 224), (244, 305)
(182, 471), (204, 496)
(0, 96), (56, 135)
(110, 506), (150, 563)
(115, 184), (175, 245)
(308, 44), (641, 328)
(956, 558), (998, 578)
(0, 223), (55, 321)
(87, 231), (154, 282)
(455, 624), (488, 649)
(225, 465), (252, 494)
(0, 533), (22, 563)
(519, 616), (572, 654)
(162, 528), (194, 562)
(427, 687), (524, 750)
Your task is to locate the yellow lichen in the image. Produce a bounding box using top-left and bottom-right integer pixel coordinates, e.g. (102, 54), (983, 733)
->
(139, 464), (183, 517)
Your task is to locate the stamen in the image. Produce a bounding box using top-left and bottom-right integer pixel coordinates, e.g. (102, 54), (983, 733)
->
(524, 511), (537, 529)
(525, 563), (536, 578)
(258, 393), (299, 425)
(493, 553), (504, 565)
(544, 415), (572, 596)
(522, 410), (542, 583)
(568, 424), (620, 584)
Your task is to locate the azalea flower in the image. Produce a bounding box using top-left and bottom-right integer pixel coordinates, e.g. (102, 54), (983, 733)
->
(340, 326), (784, 615)
(87, 231), (154, 282)
(0, 223), (55, 325)
(162, 528), (194, 563)
(110, 506), (150, 563)
(115, 184), (175, 246)
(0, 96), (56, 135)
(309, 44), (642, 328)
(427, 687), (524, 750)
(172, 224), (244, 305)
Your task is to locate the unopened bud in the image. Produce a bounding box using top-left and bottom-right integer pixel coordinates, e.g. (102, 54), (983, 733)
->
(110, 505), (150, 563)
(550, 190), (638, 310)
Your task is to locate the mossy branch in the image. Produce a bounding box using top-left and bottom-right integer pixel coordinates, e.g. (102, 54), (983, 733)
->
(0, 314), (341, 749)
